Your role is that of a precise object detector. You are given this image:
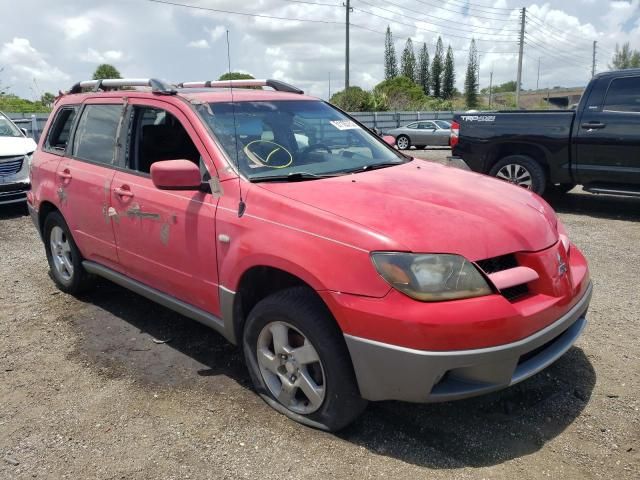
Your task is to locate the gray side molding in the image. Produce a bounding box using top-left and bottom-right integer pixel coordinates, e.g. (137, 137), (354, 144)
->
(82, 261), (233, 342)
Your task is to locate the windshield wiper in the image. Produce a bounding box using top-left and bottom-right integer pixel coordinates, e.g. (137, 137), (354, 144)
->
(341, 161), (404, 174)
(251, 171), (341, 183)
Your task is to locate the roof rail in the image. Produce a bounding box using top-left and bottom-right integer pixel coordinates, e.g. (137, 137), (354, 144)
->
(178, 79), (304, 94)
(68, 78), (176, 95)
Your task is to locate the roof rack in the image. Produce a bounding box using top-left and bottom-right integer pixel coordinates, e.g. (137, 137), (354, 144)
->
(178, 79), (304, 94)
(68, 78), (176, 95)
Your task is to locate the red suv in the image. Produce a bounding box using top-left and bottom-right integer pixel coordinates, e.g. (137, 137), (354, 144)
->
(28, 78), (592, 431)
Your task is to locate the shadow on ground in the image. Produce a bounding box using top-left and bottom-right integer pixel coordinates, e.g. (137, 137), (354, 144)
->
(68, 278), (596, 469)
(0, 203), (28, 220)
(546, 189), (640, 222)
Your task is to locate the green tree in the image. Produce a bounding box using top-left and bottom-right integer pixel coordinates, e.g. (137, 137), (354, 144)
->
(384, 26), (398, 80)
(92, 64), (122, 80)
(610, 42), (640, 70)
(400, 38), (417, 82)
(373, 76), (427, 111)
(481, 80), (516, 94)
(442, 46), (455, 100)
(329, 86), (373, 112)
(40, 92), (56, 108)
(218, 72), (255, 81)
(0, 94), (51, 113)
(464, 39), (479, 108)
(431, 37), (444, 98)
(417, 43), (430, 95)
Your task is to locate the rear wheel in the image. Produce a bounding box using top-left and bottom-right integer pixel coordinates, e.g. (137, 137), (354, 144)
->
(242, 287), (367, 431)
(489, 155), (547, 195)
(44, 211), (94, 294)
(396, 135), (410, 150)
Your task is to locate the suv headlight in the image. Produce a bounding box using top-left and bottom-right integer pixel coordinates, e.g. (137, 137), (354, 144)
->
(371, 252), (492, 301)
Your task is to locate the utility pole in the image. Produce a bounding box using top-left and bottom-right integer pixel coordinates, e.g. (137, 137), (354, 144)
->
(516, 7), (526, 108)
(328, 72), (331, 100)
(592, 40), (597, 77)
(345, 0), (352, 89)
(536, 57), (540, 90)
(488, 70), (493, 108)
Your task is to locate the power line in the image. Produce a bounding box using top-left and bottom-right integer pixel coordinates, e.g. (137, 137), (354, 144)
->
(353, 6), (520, 43)
(524, 37), (593, 71)
(433, 0), (518, 14)
(146, 0), (344, 24)
(406, 0), (516, 20)
(359, 0), (521, 33)
(350, 22), (518, 54)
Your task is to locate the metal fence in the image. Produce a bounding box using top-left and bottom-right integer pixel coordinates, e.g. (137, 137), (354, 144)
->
(349, 111), (462, 132)
(5, 110), (463, 142)
(6, 113), (49, 142)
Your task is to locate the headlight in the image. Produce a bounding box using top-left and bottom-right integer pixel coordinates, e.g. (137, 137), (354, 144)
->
(371, 252), (492, 301)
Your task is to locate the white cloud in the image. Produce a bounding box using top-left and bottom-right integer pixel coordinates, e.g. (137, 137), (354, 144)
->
(62, 16), (92, 39)
(0, 38), (69, 84)
(207, 25), (226, 42)
(80, 48), (124, 63)
(187, 39), (210, 49)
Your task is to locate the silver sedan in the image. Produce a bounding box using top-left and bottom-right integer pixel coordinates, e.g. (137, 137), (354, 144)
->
(386, 120), (451, 150)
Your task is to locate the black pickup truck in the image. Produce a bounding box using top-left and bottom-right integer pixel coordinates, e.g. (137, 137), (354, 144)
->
(450, 69), (640, 197)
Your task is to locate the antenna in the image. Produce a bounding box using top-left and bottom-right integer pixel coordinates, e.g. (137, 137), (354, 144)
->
(226, 30), (245, 217)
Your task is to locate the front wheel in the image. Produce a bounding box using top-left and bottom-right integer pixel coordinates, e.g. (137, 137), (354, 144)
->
(489, 155), (547, 195)
(396, 135), (411, 150)
(242, 287), (367, 431)
(44, 211), (94, 294)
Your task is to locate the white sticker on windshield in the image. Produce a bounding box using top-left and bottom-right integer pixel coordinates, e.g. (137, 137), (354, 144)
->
(330, 120), (360, 130)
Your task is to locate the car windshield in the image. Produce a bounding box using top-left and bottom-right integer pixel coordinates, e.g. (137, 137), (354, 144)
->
(196, 100), (407, 180)
(0, 113), (23, 138)
(435, 120), (451, 129)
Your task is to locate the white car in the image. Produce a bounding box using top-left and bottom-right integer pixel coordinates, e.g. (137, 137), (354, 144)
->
(0, 112), (37, 206)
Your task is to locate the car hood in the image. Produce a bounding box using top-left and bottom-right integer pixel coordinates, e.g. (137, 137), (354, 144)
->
(0, 136), (37, 156)
(257, 160), (559, 261)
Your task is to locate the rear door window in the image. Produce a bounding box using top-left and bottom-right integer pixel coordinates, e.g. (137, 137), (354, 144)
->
(72, 104), (123, 165)
(44, 107), (78, 154)
(603, 77), (640, 112)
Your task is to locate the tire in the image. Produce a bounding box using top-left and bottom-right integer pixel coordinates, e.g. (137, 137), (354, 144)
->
(396, 135), (411, 150)
(489, 155), (547, 195)
(43, 211), (94, 294)
(242, 287), (367, 431)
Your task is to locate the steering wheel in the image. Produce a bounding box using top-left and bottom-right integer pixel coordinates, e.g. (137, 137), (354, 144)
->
(301, 143), (332, 156)
(243, 140), (293, 169)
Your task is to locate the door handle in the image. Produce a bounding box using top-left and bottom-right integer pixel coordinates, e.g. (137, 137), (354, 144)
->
(581, 122), (606, 130)
(57, 169), (72, 180)
(113, 186), (134, 198)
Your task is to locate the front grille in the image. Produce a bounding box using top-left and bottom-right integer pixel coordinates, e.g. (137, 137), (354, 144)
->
(476, 253), (518, 274)
(476, 253), (531, 302)
(0, 156), (24, 176)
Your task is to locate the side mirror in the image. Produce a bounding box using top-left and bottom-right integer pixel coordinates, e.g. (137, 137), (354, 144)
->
(151, 159), (202, 190)
(20, 128), (28, 137)
(382, 135), (396, 147)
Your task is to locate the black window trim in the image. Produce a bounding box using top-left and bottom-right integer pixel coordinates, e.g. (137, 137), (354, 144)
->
(602, 75), (640, 114)
(43, 105), (80, 156)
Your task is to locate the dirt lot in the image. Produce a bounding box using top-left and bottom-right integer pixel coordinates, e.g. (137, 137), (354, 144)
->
(1, 153), (639, 479)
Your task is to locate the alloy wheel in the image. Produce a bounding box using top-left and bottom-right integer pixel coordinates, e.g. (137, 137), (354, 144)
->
(396, 136), (409, 150)
(256, 321), (326, 414)
(50, 225), (74, 281)
(495, 163), (533, 189)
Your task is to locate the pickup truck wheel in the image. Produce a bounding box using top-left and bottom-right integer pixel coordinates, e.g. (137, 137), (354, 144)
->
(489, 155), (546, 195)
(44, 211), (94, 294)
(396, 135), (411, 150)
(242, 287), (367, 431)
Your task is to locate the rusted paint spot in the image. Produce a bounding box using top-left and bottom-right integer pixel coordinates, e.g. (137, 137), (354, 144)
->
(160, 223), (170, 245)
(102, 204), (110, 224)
(56, 187), (67, 204)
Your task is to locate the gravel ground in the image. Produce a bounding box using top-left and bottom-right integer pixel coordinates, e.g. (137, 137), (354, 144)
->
(1, 153), (638, 479)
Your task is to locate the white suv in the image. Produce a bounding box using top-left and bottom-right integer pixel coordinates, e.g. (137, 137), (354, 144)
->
(0, 111), (36, 206)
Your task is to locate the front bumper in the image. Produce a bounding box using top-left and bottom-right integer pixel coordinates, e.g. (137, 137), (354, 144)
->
(0, 181), (30, 205)
(344, 281), (592, 402)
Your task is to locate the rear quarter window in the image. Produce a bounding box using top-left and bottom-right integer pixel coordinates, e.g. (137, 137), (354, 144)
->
(44, 106), (78, 154)
(72, 104), (123, 165)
